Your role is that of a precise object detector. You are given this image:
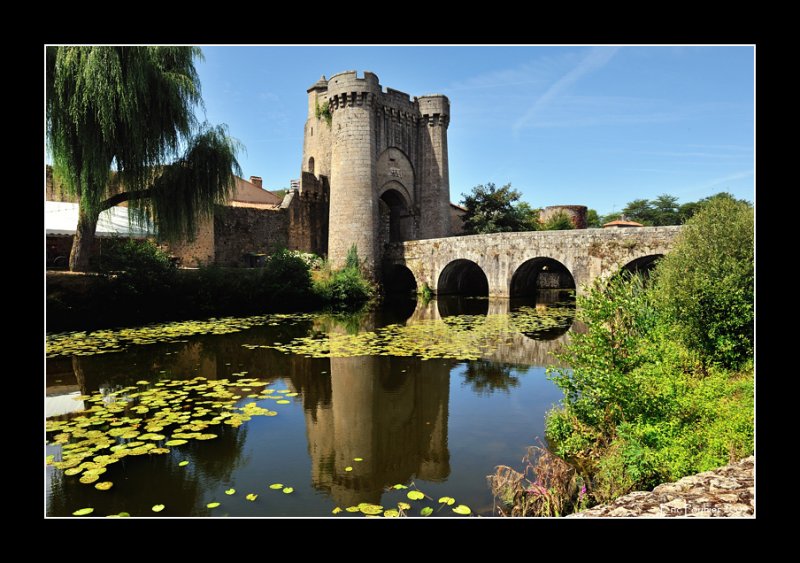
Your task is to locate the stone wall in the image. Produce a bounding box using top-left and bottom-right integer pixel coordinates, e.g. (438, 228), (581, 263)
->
(540, 205), (588, 229)
(569, 456), (754, 518)
(166, 213), (215, 267)
(213, 205), (288, 267)
(288, 172), (329, 257)
(386, 226), (681, 297)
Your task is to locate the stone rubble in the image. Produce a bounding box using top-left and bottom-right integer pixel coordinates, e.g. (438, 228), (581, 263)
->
(568, 456), (754, 518)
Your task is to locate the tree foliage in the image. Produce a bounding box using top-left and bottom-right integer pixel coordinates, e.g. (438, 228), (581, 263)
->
(541, 210), (574, 231)
(612, 192), (751, 227)
(652, 196), (754, 367)
(46, 46), (241, 270)
(459, 183), (538, 234)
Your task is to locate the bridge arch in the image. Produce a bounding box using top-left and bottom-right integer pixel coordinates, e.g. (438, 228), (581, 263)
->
(437, 259), (489, 297)
(620, 254), (663, 277)
(383, 263), (417, 295)
(510, 257), (575, 297)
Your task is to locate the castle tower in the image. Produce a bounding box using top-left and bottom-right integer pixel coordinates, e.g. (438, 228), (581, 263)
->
(416, 95), (451, 240)
(300, 71), (453, 277)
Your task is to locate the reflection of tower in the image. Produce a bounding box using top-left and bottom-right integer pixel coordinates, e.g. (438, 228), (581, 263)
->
(302, 355), (452, 508)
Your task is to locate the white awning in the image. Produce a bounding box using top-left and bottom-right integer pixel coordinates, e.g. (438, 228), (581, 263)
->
(45, 201), (156, 238)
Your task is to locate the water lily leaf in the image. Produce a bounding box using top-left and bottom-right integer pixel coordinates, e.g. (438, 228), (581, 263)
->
(225, 488), (236, 495)
(344, 466), (353, 472)
(94, 481), (113, 491)
(407, 491), (425, 501)
(79, 473), (99, 484)
(206, 502), (220, 509)
(438, 496), (456, 506)
(246, 494), (258, 501)
(64, 467), (82, 476)
(345, 506), (360, 513)
(397, 502), (411, 511)
(136, 381), (150, 385)
(269, 483), (283, 489)
(164, 439), (187, 446)
(393, 484), (408, 490)
(275, 400), (290, 405)
(452, 505), (472, 515)
(420, 507), (433, 516)
(151, 504), (165, 513)
(383, 509), (399, 517)
(178, 460), (189, 467)
(358, 503), (384, 515)
(282, 487), (294, 494)
(72, 507), (94, 516)
(332, 507), (342, 514)
(353, 457), (363, 462)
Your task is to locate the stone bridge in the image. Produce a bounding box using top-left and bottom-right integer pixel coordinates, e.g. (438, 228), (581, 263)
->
(384, 226), (681, 297)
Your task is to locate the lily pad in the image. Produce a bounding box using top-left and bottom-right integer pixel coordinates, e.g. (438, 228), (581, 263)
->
(358, 503), (384, 515)
(246, 494), (258, 501)
(438, 496), (456, 506)
(275, 400), (290, 405)
(94, 481), (113, 491)
(393, 484), (408, 490)
(397, 502), (411, 511)
(151, 504), (165, 513)
(345, 506), (360, 513)
(282, 487), (294, 494)
(353, 457), (363, 462)
(207, 502), (221, 509)
(72, 507), (94, 516)
(164, 439), (187, 446)
(344, 466), (353, 472)
(407, 491), (425, 501)
(225, 488), (236, 495)
(269, 483), (283, 489)
(178, 460), (189, 467)
(383, 509), (399, 517)
(452, 505), (472, 515)
(332, 507), (342, 514)
(420, 507), (434, 516)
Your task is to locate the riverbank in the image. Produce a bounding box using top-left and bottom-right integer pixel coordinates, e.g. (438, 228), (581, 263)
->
(46, 247), (375, 333)
(568, 456), (754, 517)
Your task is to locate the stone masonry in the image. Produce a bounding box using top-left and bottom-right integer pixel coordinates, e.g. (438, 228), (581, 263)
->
(302, 71), (453, 275)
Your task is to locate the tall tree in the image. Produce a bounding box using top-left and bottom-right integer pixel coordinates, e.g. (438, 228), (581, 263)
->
(46, 46), (241, 271)
(651, 194), (680, 225)
(622, 199), (655, 225)
(460, 182), (538, 234)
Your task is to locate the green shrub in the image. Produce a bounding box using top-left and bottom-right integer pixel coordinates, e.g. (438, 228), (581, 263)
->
(94, 237), (172, 274)
(542, 211), (574, 230)
(652, 197), (754, 368)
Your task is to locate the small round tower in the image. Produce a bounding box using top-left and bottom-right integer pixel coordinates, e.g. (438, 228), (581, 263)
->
(416, 95), (451, 239)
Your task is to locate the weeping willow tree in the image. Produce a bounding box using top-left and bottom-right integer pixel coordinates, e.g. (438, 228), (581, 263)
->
(46, 46), (241, 271)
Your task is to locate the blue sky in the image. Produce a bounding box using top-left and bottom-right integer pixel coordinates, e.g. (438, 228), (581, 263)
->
(195, 45), (754, 215)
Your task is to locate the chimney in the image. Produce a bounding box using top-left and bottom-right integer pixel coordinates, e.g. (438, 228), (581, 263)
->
(249, 176), (263, 189)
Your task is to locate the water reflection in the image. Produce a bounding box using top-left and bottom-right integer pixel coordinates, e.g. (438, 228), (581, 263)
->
(46, 296), (576, 516)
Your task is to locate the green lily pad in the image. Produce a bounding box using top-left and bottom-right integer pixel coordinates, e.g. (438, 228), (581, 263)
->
(332, 507), (342, 514)
(207, 502), (220, 509)
(345, 506), (360, 513)
(452, 505), (472, 515)
(393, 484), (408, 489)
(407, 490), (425, 501)
(79, 473), (99, 484)
(282, 487), (294, 494)
(246, 494), (258, 501)
(151, 504), (165, 513)
(94, 481), (113, 491)
(178, 460), (189, 467)
(344, 466), (353, 472)
(353, 457), (363, 462)
(383, 509), (399, 517)
(64, 467), (82, 476)
(225, 488), (236, 495)
(358, 503), (384, 515)
(420, 507), (433, 516)
(72, 507), (94, 516)
(397, 502), (411, 511)
(164, 439), (188, 446)
(438, 496), (456, 506)
(269, 483), (283, 489)
(275, 400), (290, 405)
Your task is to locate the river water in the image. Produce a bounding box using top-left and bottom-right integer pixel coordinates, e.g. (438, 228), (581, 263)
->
(45, 293), (577, 517)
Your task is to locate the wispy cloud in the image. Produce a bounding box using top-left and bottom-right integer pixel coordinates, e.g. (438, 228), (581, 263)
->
(513, 47), (619, 133)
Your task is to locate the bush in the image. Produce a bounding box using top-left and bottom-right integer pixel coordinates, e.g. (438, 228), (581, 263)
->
(94, 237), (172, 275)
(312, 244), (376, 310)
(542, 211), (574, 230)
(652, 197), (754, 368)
